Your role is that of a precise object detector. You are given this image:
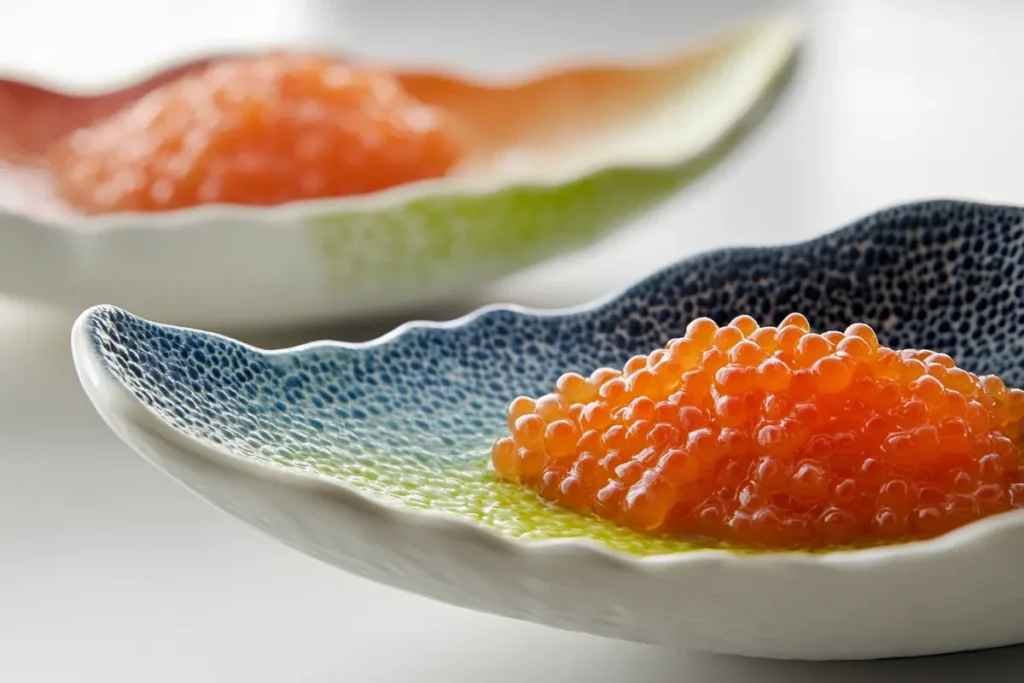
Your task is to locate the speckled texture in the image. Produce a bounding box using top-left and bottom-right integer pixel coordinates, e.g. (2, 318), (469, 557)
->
(86, 200), (1024, 555)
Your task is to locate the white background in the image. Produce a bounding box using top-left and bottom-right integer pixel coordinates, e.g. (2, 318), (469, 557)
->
(3, 0), (1024, 680)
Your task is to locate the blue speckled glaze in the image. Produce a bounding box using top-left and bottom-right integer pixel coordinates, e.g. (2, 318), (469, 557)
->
(84, 200), (1024, 554)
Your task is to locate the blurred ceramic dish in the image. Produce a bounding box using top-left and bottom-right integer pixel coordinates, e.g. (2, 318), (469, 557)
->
(73, 200), (1024, 660)
(0, 18), (798, 330)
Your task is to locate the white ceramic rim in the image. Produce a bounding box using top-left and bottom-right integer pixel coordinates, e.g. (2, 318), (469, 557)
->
(0, 3), (805, 93)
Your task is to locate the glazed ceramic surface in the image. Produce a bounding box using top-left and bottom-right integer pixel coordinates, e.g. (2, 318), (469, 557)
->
(0, 19), (798, 330)
(72, 200), (1024, 660)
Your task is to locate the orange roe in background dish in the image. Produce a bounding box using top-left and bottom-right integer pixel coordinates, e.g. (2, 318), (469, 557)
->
(491, 314), (1024, 548)
(48, 53), (462, 214)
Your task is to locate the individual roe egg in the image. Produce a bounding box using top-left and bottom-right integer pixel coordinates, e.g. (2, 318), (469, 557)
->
(491, 314), (1024, 548)
(49, 52), (463, 214)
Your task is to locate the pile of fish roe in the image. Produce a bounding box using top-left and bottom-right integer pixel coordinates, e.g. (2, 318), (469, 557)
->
(491, 314), (1024, 548)
(50, 53), (462, 213)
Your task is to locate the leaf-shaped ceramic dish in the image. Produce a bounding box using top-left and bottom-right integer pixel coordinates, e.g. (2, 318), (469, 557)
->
(0, 18), (798, 330)
(73, 200), (1024, 661)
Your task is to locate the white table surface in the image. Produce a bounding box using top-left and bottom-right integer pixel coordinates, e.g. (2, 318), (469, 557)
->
(3, 0), (1024, 680)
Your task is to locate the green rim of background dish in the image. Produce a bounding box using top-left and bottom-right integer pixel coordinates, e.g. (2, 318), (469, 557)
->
(305, 29), (799, 303)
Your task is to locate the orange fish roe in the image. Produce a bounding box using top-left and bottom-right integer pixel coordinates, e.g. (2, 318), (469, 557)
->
(492, 314), (1024, 548)
(49, 53), (462, 214)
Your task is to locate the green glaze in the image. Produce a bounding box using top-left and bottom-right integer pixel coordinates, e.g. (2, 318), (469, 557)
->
(284, 450), (715, 556)
(305, 23), (799, 305)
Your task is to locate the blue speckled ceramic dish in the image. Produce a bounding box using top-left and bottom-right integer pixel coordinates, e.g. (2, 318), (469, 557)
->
(73, 200), (1024, 661)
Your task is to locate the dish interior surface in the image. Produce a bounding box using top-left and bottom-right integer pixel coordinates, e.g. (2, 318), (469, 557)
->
(0, 20), (795, 221)
(82, 201), (1024, 555)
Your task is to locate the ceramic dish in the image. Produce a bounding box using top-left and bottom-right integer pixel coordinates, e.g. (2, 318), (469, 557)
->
(73, 199), (1024, 661)
(0, 18), (799, 330)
